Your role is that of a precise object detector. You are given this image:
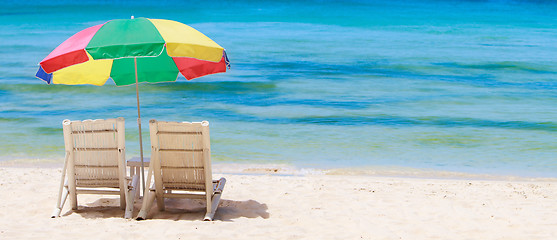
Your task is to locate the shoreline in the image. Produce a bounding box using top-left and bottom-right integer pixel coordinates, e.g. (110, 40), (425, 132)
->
(1, 158), (555, 182)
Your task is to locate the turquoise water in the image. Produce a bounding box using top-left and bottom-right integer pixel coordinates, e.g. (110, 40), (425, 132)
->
(1, 0), (556, 177)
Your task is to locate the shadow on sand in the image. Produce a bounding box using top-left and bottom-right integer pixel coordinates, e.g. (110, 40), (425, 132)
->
(65, 197), (269, 221)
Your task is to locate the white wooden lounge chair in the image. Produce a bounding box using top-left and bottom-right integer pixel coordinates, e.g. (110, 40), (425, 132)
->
(51, 118), (139, 219)
(136, 120), (226, 221)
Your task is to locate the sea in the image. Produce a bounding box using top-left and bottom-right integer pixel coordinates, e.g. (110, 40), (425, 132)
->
(1, 0), (556, 178)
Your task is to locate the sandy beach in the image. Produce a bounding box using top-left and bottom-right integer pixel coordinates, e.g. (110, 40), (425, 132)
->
(0, 164), (555, 240)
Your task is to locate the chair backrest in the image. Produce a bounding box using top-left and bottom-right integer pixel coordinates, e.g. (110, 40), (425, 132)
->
(62, 118), (126, 188)
(149, 120), (212, 193)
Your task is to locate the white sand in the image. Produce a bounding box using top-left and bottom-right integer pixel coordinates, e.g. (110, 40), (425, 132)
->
(0, 165), (555, 239)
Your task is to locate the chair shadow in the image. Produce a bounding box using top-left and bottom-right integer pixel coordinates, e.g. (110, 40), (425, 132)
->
(138, 198), (269, 221)
(65, 197), (269, 221)
(62, 198), (125, 219)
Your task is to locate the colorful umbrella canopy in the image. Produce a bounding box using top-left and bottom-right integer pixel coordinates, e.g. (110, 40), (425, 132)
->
(36, 17), (230, 194)
(36, 17), (229, 85)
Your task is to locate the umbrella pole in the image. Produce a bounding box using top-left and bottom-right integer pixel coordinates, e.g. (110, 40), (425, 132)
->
(134, 57), (146, 197)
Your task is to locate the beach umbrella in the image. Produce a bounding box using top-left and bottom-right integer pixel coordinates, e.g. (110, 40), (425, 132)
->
(35, 17), (230, 194)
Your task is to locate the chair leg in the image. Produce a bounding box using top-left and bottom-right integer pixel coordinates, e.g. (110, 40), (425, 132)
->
(119, 190), (126, 210)
(125, 174), (140, 219)
(136, 187), (156, 220)
(51, 183), (69, 218)
(135, 179), (141, 199)
(203, 178), (226, 221)
(69, 188), (78, 210)
(156, 191), (165, 211)
(52, 156), (69, 218)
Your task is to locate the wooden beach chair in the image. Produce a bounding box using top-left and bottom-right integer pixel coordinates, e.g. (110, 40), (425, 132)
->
(136, 120), (226, 221)
(51, 118), (139, 219)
